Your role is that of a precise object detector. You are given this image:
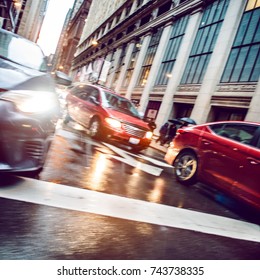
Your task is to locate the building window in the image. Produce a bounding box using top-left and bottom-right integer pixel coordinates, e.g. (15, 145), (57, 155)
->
(137, 0), (144, 8)
(127, 24), (135, 34)
(245, 0), (260, 11)
(115, 14), (121, 24)
(155, 16), (189, 85)
(123, 40), (142, 87)
(125, 3), (132, 17)
(107, 50), (116, 79)
(140, 14), (151, 26)
(181, 0), (230, 84)
(210, 107), (247, 121)
(221, 2), (260, 83)
(112, 45), (127, 86)
(137, 28), (163, 86)
(108, 20), (112, 30)
(157, 0), (172, 17)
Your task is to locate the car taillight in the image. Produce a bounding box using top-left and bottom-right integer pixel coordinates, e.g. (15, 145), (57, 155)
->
(177, 128), (186, 134)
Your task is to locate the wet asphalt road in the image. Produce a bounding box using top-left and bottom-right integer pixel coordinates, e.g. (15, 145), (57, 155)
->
(0, 121), (259, 260)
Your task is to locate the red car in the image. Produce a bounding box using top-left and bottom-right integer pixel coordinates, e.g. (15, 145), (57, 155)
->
(164, 121), (260, 209)
(65, 84), (153, 152)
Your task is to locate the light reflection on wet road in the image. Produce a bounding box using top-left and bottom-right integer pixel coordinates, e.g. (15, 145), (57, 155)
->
(39, 126), (260, 222)
(0, 124), (259, 260)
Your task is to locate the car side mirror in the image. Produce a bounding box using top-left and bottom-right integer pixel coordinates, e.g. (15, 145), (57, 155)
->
(54, 71), (72, 86)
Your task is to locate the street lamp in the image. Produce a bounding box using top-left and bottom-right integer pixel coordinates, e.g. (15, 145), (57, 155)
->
(14, 1), (22, 9)
(92, 40), (98, 46)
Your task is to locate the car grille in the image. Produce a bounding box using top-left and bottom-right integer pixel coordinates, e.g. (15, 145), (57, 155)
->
(122, 123), (146, 138)
(25, 141), (44, 160)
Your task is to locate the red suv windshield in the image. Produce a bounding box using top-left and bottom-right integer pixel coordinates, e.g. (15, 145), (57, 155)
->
(102, 90), (141, 119)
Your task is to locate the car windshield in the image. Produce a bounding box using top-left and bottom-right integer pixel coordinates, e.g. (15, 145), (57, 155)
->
(102, 90), (141, 118)
(0, 29), (47, 71)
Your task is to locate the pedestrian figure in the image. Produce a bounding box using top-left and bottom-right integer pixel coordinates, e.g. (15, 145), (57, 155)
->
(156, 122), (169, 145)
(165, 124), (177, 144)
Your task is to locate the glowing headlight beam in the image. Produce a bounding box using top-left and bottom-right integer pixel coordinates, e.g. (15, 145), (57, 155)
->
(1, 90), (58, 114)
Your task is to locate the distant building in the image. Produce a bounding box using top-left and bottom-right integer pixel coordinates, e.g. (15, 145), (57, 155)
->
(51, 8), (73, 73)
(0, 0), (26, 31)
(54, 0), (92, 74)
(71, 0), (260, 130)
(0, 0), (49, 43)
(17, 0), (49, 42)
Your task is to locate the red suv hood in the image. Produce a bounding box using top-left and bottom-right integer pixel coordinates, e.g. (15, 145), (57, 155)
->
(105, 108), (150, 130)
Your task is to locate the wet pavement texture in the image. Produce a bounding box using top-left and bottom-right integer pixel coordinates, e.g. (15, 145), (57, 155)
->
(0, 198), (259, 260)
(39, 124), (259, 223)
(0, 122), (259, 260)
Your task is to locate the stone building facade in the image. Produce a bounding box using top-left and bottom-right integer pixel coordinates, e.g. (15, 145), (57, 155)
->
(53, 0), (92, 74)
(71, 0), (260, 131)
(0, 0), (48, 42)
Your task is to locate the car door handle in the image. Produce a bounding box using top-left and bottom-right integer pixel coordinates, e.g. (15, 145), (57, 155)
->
(247, 157), (259, 165)
(202, 140), (210, 145)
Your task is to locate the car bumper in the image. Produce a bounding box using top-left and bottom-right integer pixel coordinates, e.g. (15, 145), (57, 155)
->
(104, 127), (152, 150)
(0, 100), (58, 173)
(164, 145), (179, 165)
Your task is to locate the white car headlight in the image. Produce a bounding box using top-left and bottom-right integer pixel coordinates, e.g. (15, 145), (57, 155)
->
(145, 131), (153, 139)
(105, 117), (122, 129)
(1, 90), (58, 114)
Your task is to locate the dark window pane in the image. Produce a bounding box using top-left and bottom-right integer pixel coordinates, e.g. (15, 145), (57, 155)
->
(251, 47), (260, 81)
(240, 44), (259, 81)
(230, 46), (249, 81)
(198, 55), (210, 83)
(181, 0), (229, 84)
(204, 24), (217, 52)
(234, 13), (250, 46)
(221, 48), (239, 82)
(244, 10), (259, 44)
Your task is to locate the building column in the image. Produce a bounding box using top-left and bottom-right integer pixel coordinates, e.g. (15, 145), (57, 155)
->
(190, 0), (247, 124)
(130, 0), (138, 14)
(138, 21), (173, 113)
(155, 9), (202, 131)
(246, 77), (260, 121)
(106, 47), (123, 88)
(125, 33), (151, 99)
(115, 40), (136, 93)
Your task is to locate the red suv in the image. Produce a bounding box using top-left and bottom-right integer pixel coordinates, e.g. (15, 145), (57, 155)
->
(65, 84), (153, 151)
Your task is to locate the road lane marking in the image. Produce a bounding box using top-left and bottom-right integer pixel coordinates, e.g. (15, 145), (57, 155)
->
(56, 128), (172, 175)
(0, 177), (259, 243)
(103, 143), (164, 176)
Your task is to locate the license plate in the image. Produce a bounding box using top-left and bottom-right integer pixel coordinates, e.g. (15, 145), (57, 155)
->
(129, 137), (140, 145)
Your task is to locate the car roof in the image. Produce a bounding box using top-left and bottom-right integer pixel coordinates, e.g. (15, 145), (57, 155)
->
(196, 120), (260, 127)
(0, 28), (39, 47)
(71, 83), (124, 97)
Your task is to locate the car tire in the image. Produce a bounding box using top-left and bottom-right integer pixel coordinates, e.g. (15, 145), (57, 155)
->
(89, 118), (103, 139)
(174, 151), (198, 185)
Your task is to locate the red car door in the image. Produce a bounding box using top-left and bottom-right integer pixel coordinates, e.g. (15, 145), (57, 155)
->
(200, 123), (260, 208)
(67, 85), (100, 128)
(233, 144), (260, 208)
(199, 130), (240, 193)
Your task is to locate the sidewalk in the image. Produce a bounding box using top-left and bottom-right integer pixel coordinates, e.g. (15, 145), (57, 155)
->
(149, 138), (168, 153)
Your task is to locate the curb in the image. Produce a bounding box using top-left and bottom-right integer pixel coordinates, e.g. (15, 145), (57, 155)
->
(149, 139), (168, 153)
